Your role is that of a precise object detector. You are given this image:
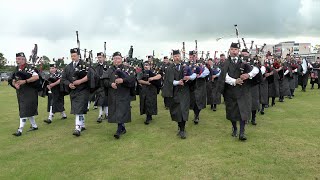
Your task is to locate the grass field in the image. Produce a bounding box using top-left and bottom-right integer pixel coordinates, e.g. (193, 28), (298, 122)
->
(0, 82), (319, 180)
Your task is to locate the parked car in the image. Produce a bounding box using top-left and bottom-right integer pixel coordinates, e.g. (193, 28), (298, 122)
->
(1, 72), (10, 81)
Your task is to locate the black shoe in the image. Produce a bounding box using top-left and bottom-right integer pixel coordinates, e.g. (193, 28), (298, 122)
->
(212, 106), (217, 111)
(194, 116), (199, 125)
(232, 128), (238, 137)
(73, 130), (81, 137)
(179, 131), (186, 139)
(260, 110), (265, 115)
(81, 127), (86, 131)
(12, 130), (22, 136)
(239, 134), (247, 141)
(251, 121), (257, 126)
(165, 107), (169, 110)
(27, 127), (38, 132)
(114, 131), (121, 139)
(97, 117), (102, 123)
(44, 119), (52, 124)
(144, 120), (150, 125)
(61, 116), (67, 120)
(292, 94), (295, 97)
(121, 126), (127, 135)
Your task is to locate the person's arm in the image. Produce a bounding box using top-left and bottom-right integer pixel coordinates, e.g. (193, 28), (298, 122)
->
(198, 67), (210, 78)
(260, 66), (266, 75)
(248, 66), (260, 79)
(50, 79), (61, 88)
(284, 70), (290, 76)
(189, 73), (197, 80)
(149, 74), (162, 81)
(225, 73), (236, 86)
(138, 79), (151, 85)
(73, 75), (88, 86)
(17, 70), (39, 86)
(173, 80), (180, 86)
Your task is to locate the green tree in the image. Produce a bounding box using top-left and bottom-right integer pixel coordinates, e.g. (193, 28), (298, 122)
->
(0, 53), (8, 69)
(40, 55), (51, 70)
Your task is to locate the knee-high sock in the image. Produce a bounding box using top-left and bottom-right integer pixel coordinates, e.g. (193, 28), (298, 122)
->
(61, 111), (67, 118)
(18, 118), (27, 132)
(28, 116), (37, 128)
(240, 120), (246, 134)
(75, 114), (83, 131)
(80, 114), (85, 128)
(48, 106), (53, 120)
(104, 106), (108, 116)
(98, 106), (103, 117)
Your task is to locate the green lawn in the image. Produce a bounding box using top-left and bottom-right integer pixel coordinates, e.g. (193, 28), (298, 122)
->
(0, 82), (319, 180)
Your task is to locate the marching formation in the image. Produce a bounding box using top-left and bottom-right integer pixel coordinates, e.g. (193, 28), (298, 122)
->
(8, 41), (318, 141)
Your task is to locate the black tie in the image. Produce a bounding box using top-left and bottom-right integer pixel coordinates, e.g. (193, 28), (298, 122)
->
(176, 64), (180, 71)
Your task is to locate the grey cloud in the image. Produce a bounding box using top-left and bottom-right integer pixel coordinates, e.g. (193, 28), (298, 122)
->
(4, 0), (320, 43)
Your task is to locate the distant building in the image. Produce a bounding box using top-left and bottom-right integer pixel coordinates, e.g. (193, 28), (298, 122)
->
(300, 53), (320, 63)
(273, 41), (311, 57)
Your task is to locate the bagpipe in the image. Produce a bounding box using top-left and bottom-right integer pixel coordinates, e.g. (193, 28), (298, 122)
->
(310, 70), (318, 79)
(310, 67), (319, 79)
(141, 69), (162, 93)
(9, 65), (42, 90)
(39, 71), (63, 97)
(189, 61), (207, 77)
(73, 62), (89, 82)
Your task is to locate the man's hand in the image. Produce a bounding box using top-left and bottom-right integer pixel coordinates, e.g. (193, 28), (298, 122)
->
(16, 80), (26, 86)
(211, 75), (216, 81)
(47, 84), (52, 90)
(264, 73), (270, 77)
(146, 81), (151, 85)
(183, 76), (191, 82)
(72, 80), (82, 86)
(115, 78), (123, 84)
(111, 83), (118, 89)
(148, 77), (154, 82)
(236, 78), (244, 85)
(178, 80), (184, 86)
(240, 73), (250, 80)
(69, 83), (76, 89)
(14, 83), (20, 89)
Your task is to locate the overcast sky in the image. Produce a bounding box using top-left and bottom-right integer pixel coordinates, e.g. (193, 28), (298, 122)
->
(0, 0), (319, 64)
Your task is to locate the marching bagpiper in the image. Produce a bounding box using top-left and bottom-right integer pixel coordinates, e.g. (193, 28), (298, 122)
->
(44, 64), (67, 124)
(95, 52), (109, 123)
(137, 61), (162, 125)
(162, 50), (196, 139)
(102, 51), (136, 139)
(10, 52), (40, 136)
(188, 50), (210, 125)
(218, 43), (259, 141)
(61, 48), (92, 137)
